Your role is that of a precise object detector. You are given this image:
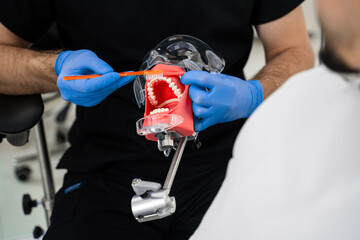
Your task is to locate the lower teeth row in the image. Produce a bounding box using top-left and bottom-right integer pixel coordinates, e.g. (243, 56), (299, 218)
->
(150, 108), (169, 115)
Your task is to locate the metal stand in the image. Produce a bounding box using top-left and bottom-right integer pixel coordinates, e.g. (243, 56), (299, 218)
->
(20, 119), (57, 239)
(32, 119), (56, 226)
(131, 136), (187, 222)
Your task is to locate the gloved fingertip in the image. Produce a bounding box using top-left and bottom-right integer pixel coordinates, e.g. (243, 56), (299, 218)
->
(118, 75), (136, 87)
(123, 74), (137, 81)
(182, 71), (216, 89)
(180, 75), (188, 85)
(180, 71), (198, 84)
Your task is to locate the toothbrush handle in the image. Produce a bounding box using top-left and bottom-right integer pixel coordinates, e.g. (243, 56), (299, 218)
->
(63, 74), (102, 80)
(62, 69), (163, 80)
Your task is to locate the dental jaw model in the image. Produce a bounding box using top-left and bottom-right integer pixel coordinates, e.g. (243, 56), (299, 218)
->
(139, 64), (194, 144)
(131, 35), (225, 223)
(132, 64), (195, 223)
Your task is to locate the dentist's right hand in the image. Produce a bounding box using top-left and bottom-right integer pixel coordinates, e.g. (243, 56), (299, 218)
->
(55, 50), (135, 107)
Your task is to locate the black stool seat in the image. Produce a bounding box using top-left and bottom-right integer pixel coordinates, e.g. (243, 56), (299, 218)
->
(0, 94), (44, 134)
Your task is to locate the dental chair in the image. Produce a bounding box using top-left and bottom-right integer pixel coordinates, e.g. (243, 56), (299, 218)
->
(0, 93), (56, 238)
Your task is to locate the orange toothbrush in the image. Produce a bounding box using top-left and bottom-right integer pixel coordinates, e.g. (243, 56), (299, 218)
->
(63, 69), (164, 80)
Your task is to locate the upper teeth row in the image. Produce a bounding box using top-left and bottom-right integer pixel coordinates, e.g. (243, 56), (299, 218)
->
(147, 77), (183, 106)
(150, 108), (169, 115)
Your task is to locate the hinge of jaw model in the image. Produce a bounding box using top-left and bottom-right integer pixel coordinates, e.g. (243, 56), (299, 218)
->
(131, 136), (188, 222)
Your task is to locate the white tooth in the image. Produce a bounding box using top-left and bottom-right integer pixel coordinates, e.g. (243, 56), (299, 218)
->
(147, 87), (153, 92)
(175, 89), (181, 94)
(160, 108), (165, 112)
(165, 108), (169, 111)
(154, 100), (158, 105)
(148, 91), (154, 96)
(169, 82), (175, 88)
(178, 94), (182, 99)
(166, 78), (171, 83)
(172, 86), (178, 91)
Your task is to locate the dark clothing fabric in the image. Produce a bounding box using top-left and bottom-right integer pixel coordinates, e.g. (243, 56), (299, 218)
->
(0, 0), (303, 239)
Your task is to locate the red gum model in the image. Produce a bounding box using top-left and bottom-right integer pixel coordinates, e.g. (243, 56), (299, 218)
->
(143, 64), (194, 141)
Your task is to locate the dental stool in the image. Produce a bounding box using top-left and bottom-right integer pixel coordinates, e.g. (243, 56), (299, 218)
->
(12, 93), (71, 182)
(0, 94), (56, 237)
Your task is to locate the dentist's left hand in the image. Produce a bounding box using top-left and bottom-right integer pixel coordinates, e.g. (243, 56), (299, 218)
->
(181, 71), (264, 132)
(55, 50), (135, 107)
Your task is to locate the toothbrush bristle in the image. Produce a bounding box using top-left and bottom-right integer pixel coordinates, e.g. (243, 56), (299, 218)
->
(146, 73), (164, 81)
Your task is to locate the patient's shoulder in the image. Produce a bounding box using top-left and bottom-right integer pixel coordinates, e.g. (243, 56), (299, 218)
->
(252, 65), (345, 119)
(283, 65), (344, 90)
(265, 65), (346, 105)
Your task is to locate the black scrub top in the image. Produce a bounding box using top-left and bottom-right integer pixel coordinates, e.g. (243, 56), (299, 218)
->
(0, 0), (303, 172)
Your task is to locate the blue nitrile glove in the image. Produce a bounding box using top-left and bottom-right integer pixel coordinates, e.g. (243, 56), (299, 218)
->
(55, 50), (135, 107)
(181, 71), (264, 132)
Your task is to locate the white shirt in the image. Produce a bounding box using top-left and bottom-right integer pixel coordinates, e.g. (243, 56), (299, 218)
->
(191, 65), (360, 240)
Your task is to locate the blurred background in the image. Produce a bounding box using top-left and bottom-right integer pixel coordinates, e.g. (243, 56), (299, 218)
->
(0, 1), (321, 239)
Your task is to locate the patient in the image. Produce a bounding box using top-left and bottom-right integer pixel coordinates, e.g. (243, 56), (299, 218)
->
(191, 0), (360, 239)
